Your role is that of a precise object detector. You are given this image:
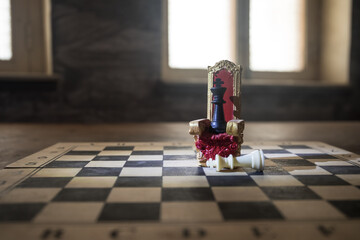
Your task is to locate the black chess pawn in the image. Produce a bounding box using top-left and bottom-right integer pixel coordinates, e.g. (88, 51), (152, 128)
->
(211, 78), (227, 133)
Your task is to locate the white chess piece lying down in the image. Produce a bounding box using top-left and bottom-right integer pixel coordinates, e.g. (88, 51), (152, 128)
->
(206, 150), (265, 172)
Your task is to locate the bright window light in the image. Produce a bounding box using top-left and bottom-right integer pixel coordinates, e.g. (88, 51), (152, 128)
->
(168, 0), (235, 69)
(0, 0), (12, 60)
(249, 0), (305, 72)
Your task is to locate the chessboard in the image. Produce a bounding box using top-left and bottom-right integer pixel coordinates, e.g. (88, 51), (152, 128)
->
(0, 141), (359, 240)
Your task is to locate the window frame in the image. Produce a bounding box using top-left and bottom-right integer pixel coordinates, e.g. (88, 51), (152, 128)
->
(162, 0), (319, 83)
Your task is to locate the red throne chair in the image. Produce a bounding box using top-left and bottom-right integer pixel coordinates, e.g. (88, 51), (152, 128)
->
(189, 60), (244, 166)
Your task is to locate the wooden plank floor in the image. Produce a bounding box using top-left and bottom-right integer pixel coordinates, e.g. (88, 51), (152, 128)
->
(0, 122), (359, 169)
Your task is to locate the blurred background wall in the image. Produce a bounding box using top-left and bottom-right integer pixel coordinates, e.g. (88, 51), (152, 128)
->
(0, 0), (359, 122)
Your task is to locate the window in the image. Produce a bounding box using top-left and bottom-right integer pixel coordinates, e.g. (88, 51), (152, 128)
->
(0, 0), (52, 75)
(162, 0), (352, 84)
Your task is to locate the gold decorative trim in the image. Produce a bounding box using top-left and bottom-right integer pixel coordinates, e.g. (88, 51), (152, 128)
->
(207, 60), (243, 120)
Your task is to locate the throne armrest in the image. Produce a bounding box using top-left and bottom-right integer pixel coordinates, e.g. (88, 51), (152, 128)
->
(226, 119), (245, 137)
(189, 119), (211, 136)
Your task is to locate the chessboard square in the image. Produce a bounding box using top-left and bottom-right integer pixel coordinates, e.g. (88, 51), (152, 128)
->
(65, 150), (101, 155)
(164, 146), (193, 150)
(17, 177), (72, 188)
(273, 200), (345, 220)
(320, 166), (360, 174)
(107, 188), (161, 202)
(99, 203), (160, 221)
(77, 167), (122, 176)
(203, 167), (247, 176)
(65, 177), (117, 188)
(53, 188), (111, 202)
(44, 161), (89, 168)
(218, 202), (283, 220)
(128, 155), (163, 161)
(163, 155), (196, 160)
(163, 176), (209, 188)
(286, 149), (323, 154)
(93, 156), (129, 161)
(104, 146), (134, 151)
(163, 167), (205, 176)
(311, 160), (354, 166)
(163, 160), (199, 167)
(212, 187), (269, 202)
(0, 203), (45, 222)
(260, 186), (321, 200)
(249, 145), (283, 150)
(240, 145), (252, 149)
(133, 146), (164, 151)
(57, 155), (95, 161)
(33, 168), (82, 177)
(279, 145), (312, 149)
(131, 151), (163, 155)
(163, 150), (195, 156)
(284, 166), (332, 175)
(329, 200), (360, 218)
(115, 177), (162, 187)
(0, 188), (61, 203)
(245, 166), (290, 175)
(294, 175), (350, 186)
(264, 153), (299, 159)
(161, 202), (222, 222)
(124, 161), (163, 167)
(337, 174), (360, 185)
(297, 154), (338, 159)
(120, 167), (162, 177)
(262, 149), (291, 154)
(207, 176), (257, 186)
(34, 202), (103, 223)
(85, 161), (126, 168)
(309, 186), (360, 200)
(251, 175), (304, 187)
(162, 188), (214, 201)
(271, 159), (315, 167)
(98, 151), (132, 156)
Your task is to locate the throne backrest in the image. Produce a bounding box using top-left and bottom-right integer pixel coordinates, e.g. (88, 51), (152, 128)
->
(207, 60), (243, 122)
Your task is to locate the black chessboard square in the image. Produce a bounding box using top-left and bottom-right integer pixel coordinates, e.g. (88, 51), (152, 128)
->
(163, 155), (196, 160)
(241, 145), (252, 149)
(294, 175), (350, 186)
(16, 177), (72, 188)
(164, 146), (193, 150)
(163, 167), (205, 176)
(219, 202), (283, 220)
(104, 146), (134, 151)
(320, 166), (360, 174)
(0, 203), (45, 222)
(260, 186), (321, 200)
(65, 151), (100, 155)
(162, 188), (214, 201)
(114, 177), (162, 187)
(245, 166), (289, 175)
(53, 188), (111, 202)
(271, 159), (315, 167)
(77, 167), (122, 176)
(330, 200), (360, 218)
(124, 161), (163, 167)
(131, 151), (163, 155)
(262, 149), (291, 154)
(44, 161), (88, 168)
(297, 154), (338, 159)
(279, 145), (311, 149)
(207, 176), (257, 186)
(99, 203), (160, 221)
(93, 156), (129, 161)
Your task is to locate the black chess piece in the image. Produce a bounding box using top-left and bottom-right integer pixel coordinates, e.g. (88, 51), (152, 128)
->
(211, 78), (227, 133)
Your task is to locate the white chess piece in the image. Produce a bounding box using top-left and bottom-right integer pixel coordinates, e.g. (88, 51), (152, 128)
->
(206, 150), (265, 171)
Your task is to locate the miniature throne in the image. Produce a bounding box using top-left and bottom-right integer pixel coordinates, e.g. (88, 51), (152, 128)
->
(189, 60), (244, 166)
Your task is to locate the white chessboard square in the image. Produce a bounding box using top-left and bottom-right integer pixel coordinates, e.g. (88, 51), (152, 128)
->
(163, 150), (195, 155)
(274, 200), (346, 220)
(311, 160), (353, 166)
(212, 187), (269, 202)
(98, 151), (132, 156)
(264, 153), (299, 159)
(309, 186), (360, 200)
(163, 176), (209, 188)
(85, 161), (126, 168)
(251, 175), (304, 187)
(161, 202), (223, 222)
(249, 145), (283, 150)
(133, 146), (164, 151)
(128, 155), (163, 161)
(286, 149), (323, 154)
(57, 155), (95, 161)
(0, 188), (61, 203)
(203, 167), (247, 176)
(120, 167), (162, 177)
(107, 187), (161, 202)
(336, 174), (360, 185)
(34, 202), (104, 223)
(65, 177), (117, 188)
(284, 166), (332, 175)
(32, 168), (82, 177)
(163, 160), (199, 167)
